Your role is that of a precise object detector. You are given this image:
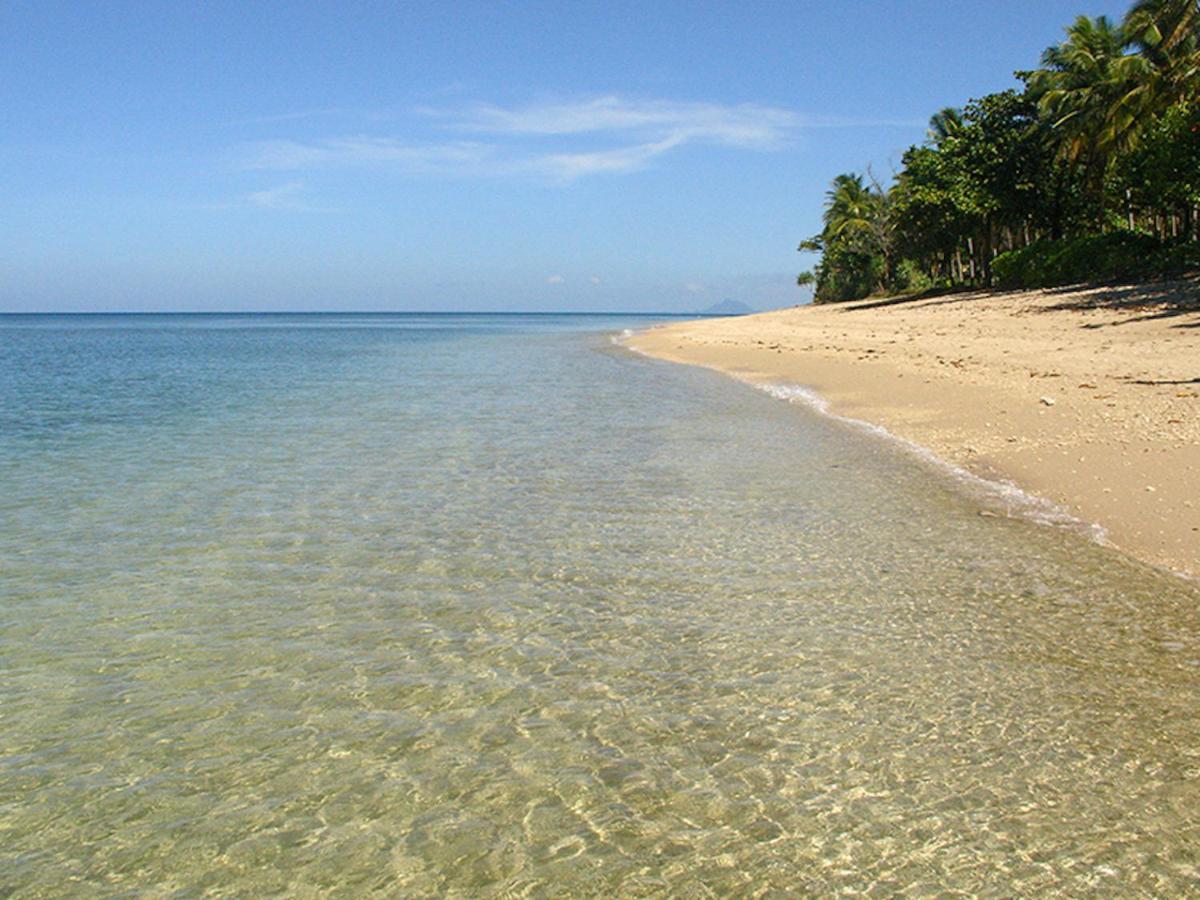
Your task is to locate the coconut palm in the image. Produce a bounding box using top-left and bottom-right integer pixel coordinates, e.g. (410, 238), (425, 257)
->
(927, 107), (965, 145)
(1124, 0), (1200, 103)
(822, 173), (896, 290)
(823, 174), (877, 243)
(1028, 16), (1146, 225)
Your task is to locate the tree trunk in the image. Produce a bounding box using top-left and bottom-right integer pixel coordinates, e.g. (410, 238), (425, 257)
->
(982, 219), (995, 284)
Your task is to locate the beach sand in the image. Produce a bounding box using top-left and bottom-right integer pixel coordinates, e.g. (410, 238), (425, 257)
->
(630, 279), (1200, 579)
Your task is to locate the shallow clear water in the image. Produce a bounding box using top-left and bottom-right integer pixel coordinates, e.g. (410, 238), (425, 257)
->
(3, 313), (1200, 896)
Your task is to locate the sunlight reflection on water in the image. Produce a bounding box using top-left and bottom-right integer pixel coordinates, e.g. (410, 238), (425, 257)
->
(2, 314), (1199, 895)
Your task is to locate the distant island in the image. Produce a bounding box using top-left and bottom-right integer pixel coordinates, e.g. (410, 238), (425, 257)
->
(699, 299), (755, 316)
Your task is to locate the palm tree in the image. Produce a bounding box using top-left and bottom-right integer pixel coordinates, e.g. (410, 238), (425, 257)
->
(1124, 0), (1200, 104)
(926, 107), (965, 145)
(823, 174), (876, 241)
(822, 173), (895, 290)
(1028, 16), (1145, 226)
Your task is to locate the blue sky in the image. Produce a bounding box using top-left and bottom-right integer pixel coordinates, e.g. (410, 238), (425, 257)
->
(2, 0), (1131, 312)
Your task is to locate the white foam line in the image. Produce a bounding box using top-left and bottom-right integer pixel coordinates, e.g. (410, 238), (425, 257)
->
(613, 327), (1106, 543)
(755, 380), (1109, 544)
(611, 328), (653, 357)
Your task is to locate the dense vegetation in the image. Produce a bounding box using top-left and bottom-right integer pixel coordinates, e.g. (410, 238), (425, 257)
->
(798, 0), (1200, 302)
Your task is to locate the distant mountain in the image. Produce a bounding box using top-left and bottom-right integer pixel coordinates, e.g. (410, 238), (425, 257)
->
(699, 299), (754, 317)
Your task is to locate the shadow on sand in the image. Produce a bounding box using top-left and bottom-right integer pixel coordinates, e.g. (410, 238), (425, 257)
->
(830, 277), (1200, 328)
(833, 286), (997, 313)
(1038, 277), (1200, 328)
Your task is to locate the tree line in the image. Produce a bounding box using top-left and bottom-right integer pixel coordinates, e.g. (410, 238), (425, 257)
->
(798, 0), (1200, 303)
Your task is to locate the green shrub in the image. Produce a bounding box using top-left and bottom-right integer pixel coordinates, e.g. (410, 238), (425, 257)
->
(813, 248), (883, 303)
(992, 233), (1199, 288)
(894, 259), (934, 293)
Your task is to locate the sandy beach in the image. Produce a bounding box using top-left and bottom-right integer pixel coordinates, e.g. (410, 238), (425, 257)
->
(630, 280), (1200, 579)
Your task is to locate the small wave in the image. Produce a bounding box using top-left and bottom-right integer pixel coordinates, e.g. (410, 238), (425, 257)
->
(755, 381), (1109, 543)
(611, 328), (654, 356)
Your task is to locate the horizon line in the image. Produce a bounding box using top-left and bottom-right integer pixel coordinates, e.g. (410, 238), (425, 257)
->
(0, 309), (717, 317)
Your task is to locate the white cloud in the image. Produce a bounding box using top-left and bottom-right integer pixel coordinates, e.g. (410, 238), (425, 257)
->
(246, 182), (307, 209)
(536, 134), (688, 180)
(237, 94), (811, 183)
(454, 96), (801, 149)
(242, 138), (495, 173)
(241, 132), (688, 181)
(233, 181), (343, 213)
(685, 282), (706, 294)
(589, 276), (602, 285)
(190, 181), (339, 213)
(546, 274), (565, 285)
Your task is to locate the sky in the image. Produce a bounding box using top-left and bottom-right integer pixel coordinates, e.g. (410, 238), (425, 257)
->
(1, 0), (1132, 312)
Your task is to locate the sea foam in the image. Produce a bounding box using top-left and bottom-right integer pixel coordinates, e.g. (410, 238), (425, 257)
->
(755, 380), (1108, 543)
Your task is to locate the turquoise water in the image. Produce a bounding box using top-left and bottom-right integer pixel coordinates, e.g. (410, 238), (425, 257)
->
(3, 313), (1200, 895)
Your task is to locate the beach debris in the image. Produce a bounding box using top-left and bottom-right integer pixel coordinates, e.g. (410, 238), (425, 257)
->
(1040, 396), (1056, 406)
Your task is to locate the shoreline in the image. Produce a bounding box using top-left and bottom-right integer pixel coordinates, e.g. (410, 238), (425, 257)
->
(629, 280), (1200, 580)
(749, 379), (1108, 543)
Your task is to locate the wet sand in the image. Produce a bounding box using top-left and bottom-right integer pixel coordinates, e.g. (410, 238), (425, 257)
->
(630, 280), (1200, 578)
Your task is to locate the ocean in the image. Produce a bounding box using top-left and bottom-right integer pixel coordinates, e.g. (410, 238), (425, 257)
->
(3, 312), (1199, 894)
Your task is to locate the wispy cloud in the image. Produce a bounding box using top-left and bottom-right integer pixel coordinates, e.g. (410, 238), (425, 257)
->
(242, 138), (496, 174)
(246, 181), (308, 209)
(546, 274), (565, 285)
(537, 133), (689, 180)
(242, 134), (690, 180)
(193, 181), (340, 213)
(238, 95), (808, 182)
(234, 95), (918, 184)
(448, 96), (801, 149)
